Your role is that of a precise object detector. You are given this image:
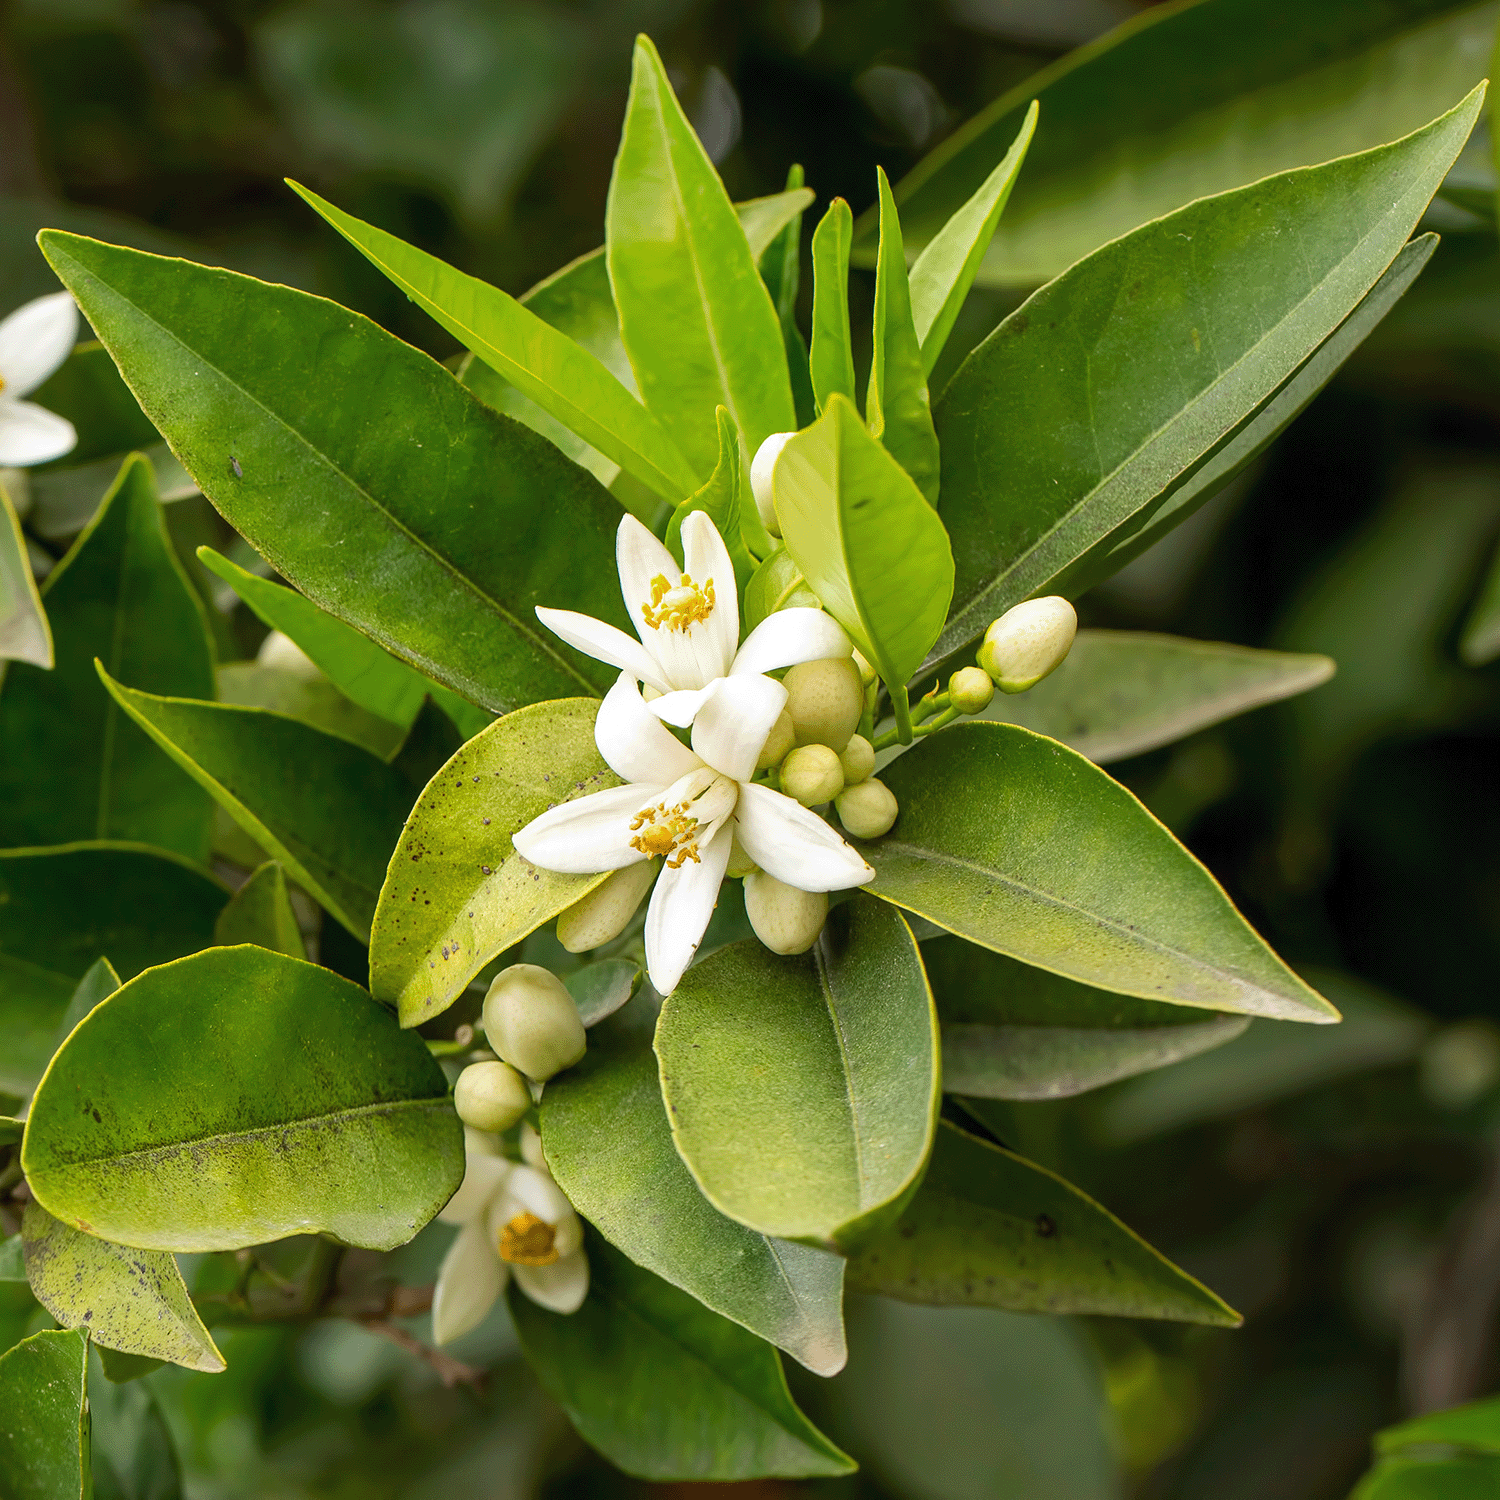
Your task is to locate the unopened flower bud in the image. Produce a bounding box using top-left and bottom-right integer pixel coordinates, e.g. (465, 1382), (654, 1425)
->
(725, 831), (758, 878)
(780, 743), (844, 806)
(482, 964), (586, 1081)
(454, 1060), (531, 1134)
(556, 861), (656, 952)
(839, 734), (875, 786)
(756, 709), (795, 771)
(784, 656), (863, 753)
(750, 432), (795, 539)
(744, 872), (828, 955)
(836, 777), (898, 838)
(977, 597), (1077, 694)
(948, 666), (994, 714)
(851, 647), (877, 688)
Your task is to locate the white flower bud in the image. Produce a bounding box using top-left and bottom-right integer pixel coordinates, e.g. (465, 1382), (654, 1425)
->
(482, 964), (586, 1081)
(839, 734), (875, 786)
(836, 777), (898, 838)
(750, 431), (795, 539)
(780, 743), (844, 806)
(744, 872), (828, 955)
(453, 1060), (531, 1134)
(725, 830), (758, 878)
(556, 861), (656, 952)
(948, 665), (994, 714)
(977, 597), (1077, 694)
(784, 656), (864, 753)
(756, 708), (796, 771)
(851, 647), (877, 687)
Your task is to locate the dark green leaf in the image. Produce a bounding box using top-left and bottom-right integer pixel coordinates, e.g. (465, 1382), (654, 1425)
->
(387, 697), (465, 798)
(0, 1328), (90, 1500)
(664, 409), (754, 590)
(809, 199), (858, 415)
(87, 1346), (182, 1499)
(1378, 1394), (1500, 1456)
(32, 341), (160, 466)
(562, 959), (639, 1028)
(1461, 532), (1500, 665)
(760, 166), (815, 429)
(51, 959), (122, 1056)
(212, 861), (305, 959)
(215, 661), (404, 759)
(1354, 1457), (1500, 1499)
(0, 480), (50, 668)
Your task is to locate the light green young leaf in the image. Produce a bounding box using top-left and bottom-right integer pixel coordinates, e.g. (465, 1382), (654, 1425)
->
(213, 860), (305, 959)
(0, 1329), (90, 1500)
(23, 946), (463, 1252)
(742, 547), (821, 633)
(606, 35), (795, 480)
(1460, 532), (1500, 665)
(809, 198), (858, 415)
(664, 409), (754, 590)
(0, 479), (50, 667)
(867, 169), (939, 505)
(737, 186), (817, 265)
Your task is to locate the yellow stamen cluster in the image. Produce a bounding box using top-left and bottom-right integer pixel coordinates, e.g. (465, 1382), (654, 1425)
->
(641, 571), (715, 632)
(498, 1212), (559, 1266)
(629, 800), (702, 869)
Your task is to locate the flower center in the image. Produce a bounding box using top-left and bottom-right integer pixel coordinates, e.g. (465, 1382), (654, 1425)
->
(640, 571), (714, 633)
(628, 770), (737, 869)
(497, 1212), (559, 1266)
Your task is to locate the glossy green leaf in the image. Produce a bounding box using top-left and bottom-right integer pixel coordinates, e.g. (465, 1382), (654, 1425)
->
(1378, 1394), (1500, 1457)
(0, 843), (226, 1095)
(664, 409), (754, 589)
(199, 547), (489, 739)
(27, 442), (197, 545)
(867, 169), (939, 505)
(371, 698), (617, 1027)
(87, 1348), (182, 1498)
(881, 0), (1495, 286)
(984, 630), (1335, 764)
(742, 547), (821, 633)
(930, 88), (1483, 662)
(541, 995), (847, 1374)
(0, 479), (51, 668)
(846, 1121), (1237, 1324)
(809, 199), (858, 415)
(776, 395), (953, 732)
(0, 1329), (90, 1499)
(32, 341), (161, 466)
(735, 188), (817, 265)
(657, 896), (938, 1249)
(910, 101), (1036, 377)
(1460, 533), (1500, 665)
(924, 938), (1248, 1099)
(562, 959), (639, 1028)
(215, 661), (403, 759)
(20, 1203), (224, 1372)
(213, 860), (305, 959)
(0, 455), (215, 858)
(39, 232), (630, 715)
(509, 1234), (854, 1481)
(23, 945), (463, 1252)
(865, 722), (1337, 1023)
(606, 35), (795, 480)
(100, 671), (413, 940)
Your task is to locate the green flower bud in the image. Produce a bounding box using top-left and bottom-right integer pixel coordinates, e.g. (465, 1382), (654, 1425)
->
(780, 743), (845, 806)
(725, 831), (758, 878)
(744, 872), (828, 955)
(836, 777), (898, 838)
(750, 432), (795, 539)
(756, 708), (796, 771)
(453, 1060), (531, 1134)
(556, 861), (656, 953)
(784, 656), (864, 753)
(482, 964), (586, 1081)
(948, 665), (994, 714)
(839, 734), (875, 786)
(851, 647), (877, 687)
(977, 597), (1077, 693)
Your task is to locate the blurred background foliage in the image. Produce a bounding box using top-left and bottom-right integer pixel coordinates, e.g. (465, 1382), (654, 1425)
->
(2, 0), (1500, 1497)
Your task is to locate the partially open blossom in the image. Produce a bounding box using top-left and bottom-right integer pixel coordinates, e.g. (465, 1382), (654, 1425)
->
(0, 293), (79, 467)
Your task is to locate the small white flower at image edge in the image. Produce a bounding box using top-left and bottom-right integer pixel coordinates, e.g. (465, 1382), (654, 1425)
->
(0, 292), (79, 467)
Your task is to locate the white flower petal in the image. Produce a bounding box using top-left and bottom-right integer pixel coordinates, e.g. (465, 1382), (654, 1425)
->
(596, 672), (702, 784)
(492, 1163), (572, 1227)
(513, 1248), (589, 1315)
(646, 683), (719, 729)
(513, 783), (654, 874)
(438, 1146), (511, 1225)
(0, 292), (78, 397)
(616, 513), (679, 646)
(691, 674), (788, 784)
(681, 509), (739, 677)
(432, 1218), (508, 1344)
(645, 823), (734, 994)
(536, 607), (670, 694)
(0, 400), (76, 467)
(732, 607), (851, 677)
(735, 782), (875, 892)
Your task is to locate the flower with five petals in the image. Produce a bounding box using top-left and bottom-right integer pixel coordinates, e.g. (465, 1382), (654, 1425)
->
(0, 293), (79, 467)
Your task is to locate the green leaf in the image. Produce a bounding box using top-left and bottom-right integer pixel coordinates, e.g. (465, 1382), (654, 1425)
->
(87, 1347), (182, 1498)
(215, 661), (403, 759)
(99, 670), (413, 941)
(0, 1235), (22, 1277)
(387, 697), (464, 798)
(742, 547), (821, 633)
(562, 959), (639, 1028)
(736, 187), (817, 265)
(20, 1202), (224, 1372)
(1378, 1394), (1500, 1457)
(847, 1121), (1239, 1325)
(867, 169), (939, 505)
(31, 341), (161, 467)
(0, 479), (51, 668)
(879, 0), (1494, 286)
(760, 167), (816, 430)
(1354, 1457), (1500, 1499)
(865, 722), (1337, 1023)
(664, 409), (754, 589)
(212, 860), (305, 959)
(39, 232), (631, 715)
(930, 87), (1484, 661)
(1461, 532), (1500, 665)
(606, 35), (795, 480)
(656, 896), (938, 1249)
(199, 547), (490, 739)
(23, 945), (463, 1252)
(541, 995), (847, 1374)
(0, 843), (226, 1095)
(51, 959), (122, 1056)
(809, 199), (858, 415)
(370, 698), (617, 1027)
(909, 100), (1036, 378)
(509, 1233), (854, 1482)
(984, 630), (1335, 764)
(0, 455), (215, 859)
(0, 1329), (90, 1500)
(924, 938), (1248, 1100)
